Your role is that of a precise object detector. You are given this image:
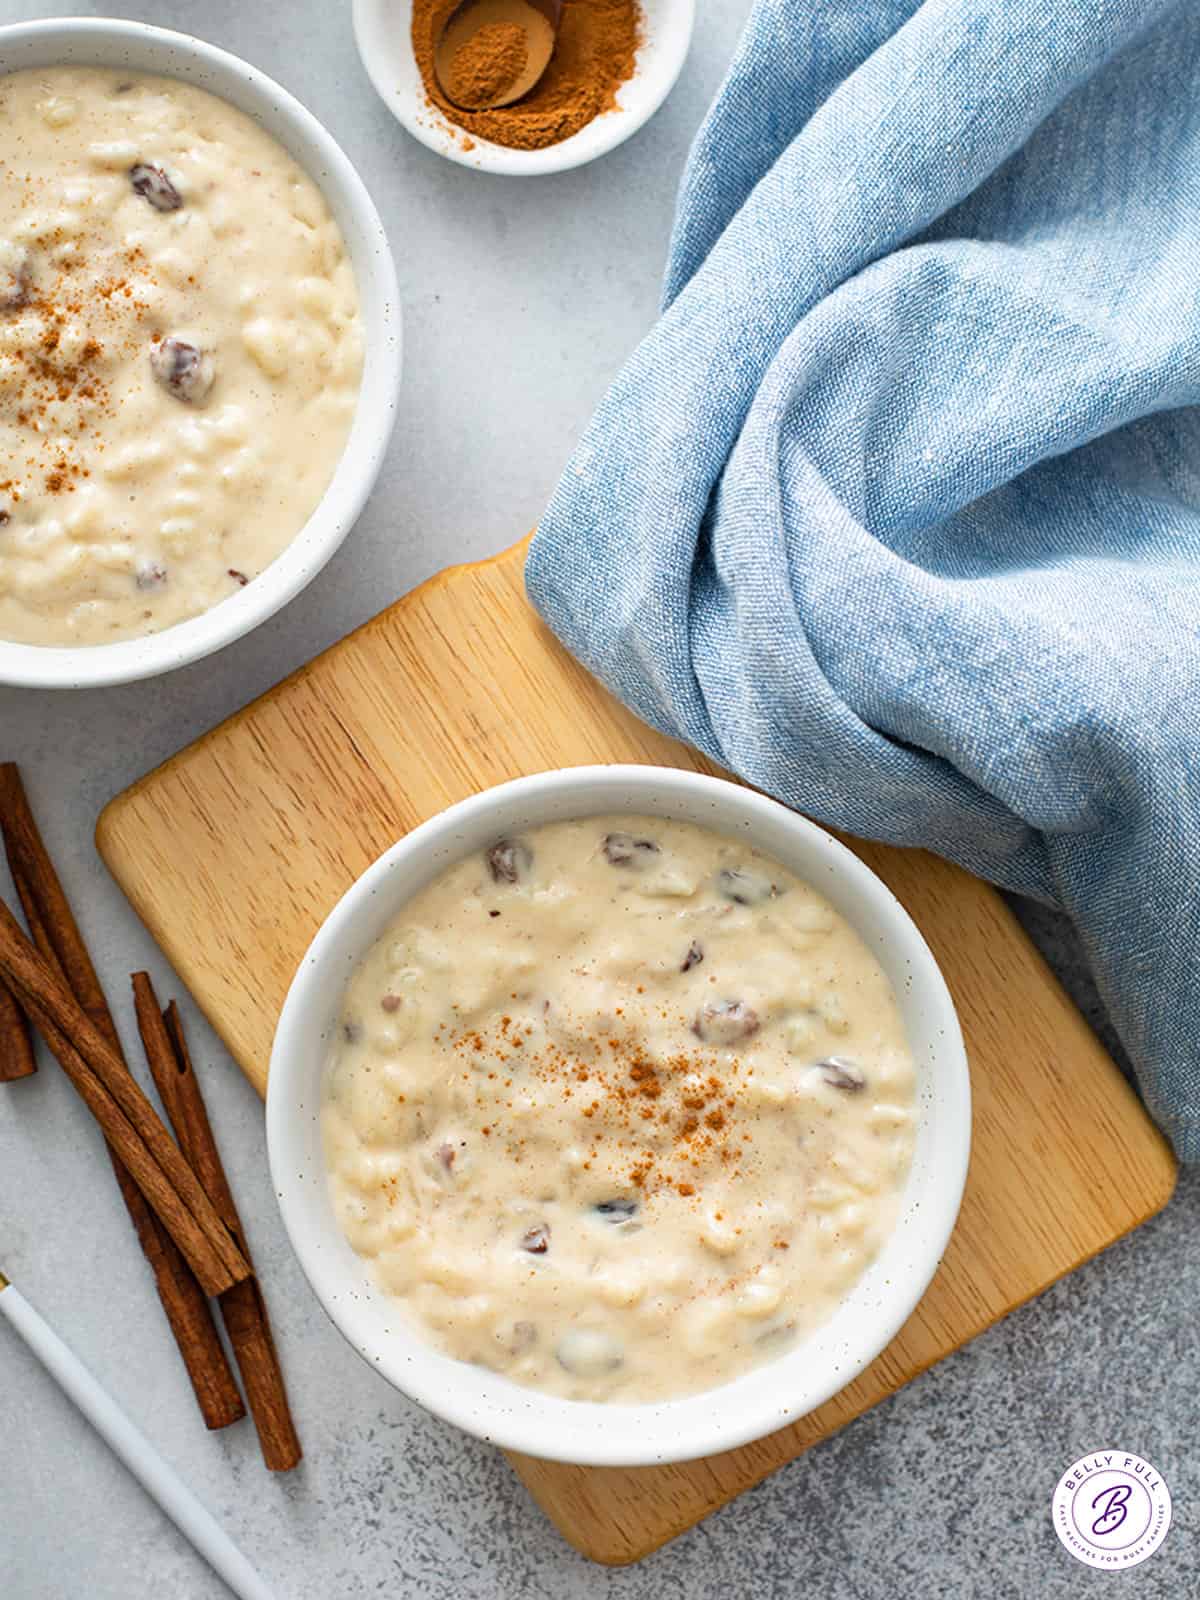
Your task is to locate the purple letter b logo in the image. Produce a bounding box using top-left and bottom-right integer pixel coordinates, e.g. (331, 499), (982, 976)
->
(1091, 1484), (1131, 1536)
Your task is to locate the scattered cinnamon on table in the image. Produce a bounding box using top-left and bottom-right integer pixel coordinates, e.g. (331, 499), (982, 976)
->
(134, 974), (301, 1471)
(413, 0), (640, 151)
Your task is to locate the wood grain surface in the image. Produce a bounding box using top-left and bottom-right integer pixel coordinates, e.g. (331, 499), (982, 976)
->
(96, 537), (1177, 1565)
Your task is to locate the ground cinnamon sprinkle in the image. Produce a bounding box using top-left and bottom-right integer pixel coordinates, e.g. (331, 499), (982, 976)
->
(2, 219), (159, 502)
(452, 1012), (751, 1200)
(412, 0), (641, 152)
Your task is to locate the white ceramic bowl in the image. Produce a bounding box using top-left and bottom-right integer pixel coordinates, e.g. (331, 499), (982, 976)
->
(0, 18), (401, 690)
(268, 765), (971, 1467)
(353, 0), (695, 176)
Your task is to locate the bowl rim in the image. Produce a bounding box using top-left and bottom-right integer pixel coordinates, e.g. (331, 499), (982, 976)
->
(351, 0), (697, 177)
(0, 15), (402, 690)
(267, 764), (972, 1466)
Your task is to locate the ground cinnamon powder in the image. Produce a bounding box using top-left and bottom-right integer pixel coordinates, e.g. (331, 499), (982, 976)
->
(449, 1012), (751, 1201)
(412, 0), (641, 151)
(447, 22), (529, 109)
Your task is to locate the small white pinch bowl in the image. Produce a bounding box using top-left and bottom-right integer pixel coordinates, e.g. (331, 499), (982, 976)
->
(268, 765), (971, 1467)
(353, 0), (695, 176)
(0, 17), (401, 690)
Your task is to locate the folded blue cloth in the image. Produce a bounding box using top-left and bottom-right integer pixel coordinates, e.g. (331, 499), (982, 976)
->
(527, 0), (1200, 1158)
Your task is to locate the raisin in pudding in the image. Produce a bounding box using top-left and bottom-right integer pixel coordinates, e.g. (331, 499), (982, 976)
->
(0, 67), (362, 646)
(322, 815), (917, 1403)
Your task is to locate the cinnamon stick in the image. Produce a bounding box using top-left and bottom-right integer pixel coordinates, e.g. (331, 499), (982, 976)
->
(0, 763), (112, 1036)
(109, 1165), (246, 1430)
(0, 764), (246, 1424)
(134, 976), (302, 1471)
(164, 1000), (301, 1471)
(0, 896), (250, 1296)
(0, 975), (35, 1081)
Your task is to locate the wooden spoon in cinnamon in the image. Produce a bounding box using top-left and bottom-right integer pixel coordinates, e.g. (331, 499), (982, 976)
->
(434, 0), (563, 112)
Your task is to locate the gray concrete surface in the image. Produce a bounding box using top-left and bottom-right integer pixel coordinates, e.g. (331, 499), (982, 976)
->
(1, 3), (1195, 1595)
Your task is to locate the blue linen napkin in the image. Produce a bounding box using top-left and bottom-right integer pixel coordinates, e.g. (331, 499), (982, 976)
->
(527, 0), (1200, 1159)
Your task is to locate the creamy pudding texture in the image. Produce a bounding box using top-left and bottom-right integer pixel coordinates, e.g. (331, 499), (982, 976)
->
(0, 67), (362, 647)
(322, 816), (917, 1403)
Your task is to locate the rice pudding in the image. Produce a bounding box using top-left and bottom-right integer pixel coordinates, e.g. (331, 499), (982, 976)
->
(322, 814), (917, 1402)
(0, 67), (362, 646)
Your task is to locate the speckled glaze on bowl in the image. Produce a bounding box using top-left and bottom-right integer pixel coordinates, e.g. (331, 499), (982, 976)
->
(267, 765), (971, 1467)
(352, 0), (695, 176)
(0, 17), (401, 690)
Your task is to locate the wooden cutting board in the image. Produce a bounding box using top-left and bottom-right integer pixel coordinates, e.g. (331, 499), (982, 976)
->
(96, 537), (1177, 1566)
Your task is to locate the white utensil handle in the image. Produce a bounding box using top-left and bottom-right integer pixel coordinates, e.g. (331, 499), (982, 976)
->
(1, 1283), (278, 1600)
